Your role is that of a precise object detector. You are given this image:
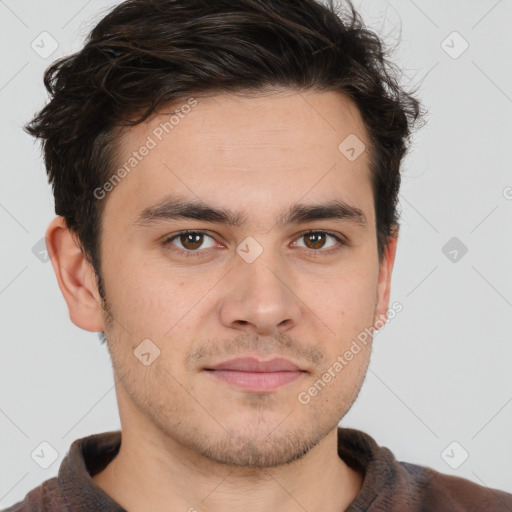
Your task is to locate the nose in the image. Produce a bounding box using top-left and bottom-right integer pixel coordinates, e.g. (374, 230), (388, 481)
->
(218, 250), (302, 336)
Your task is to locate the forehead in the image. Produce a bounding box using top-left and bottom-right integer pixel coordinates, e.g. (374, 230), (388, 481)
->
(104, 89), (375, 230)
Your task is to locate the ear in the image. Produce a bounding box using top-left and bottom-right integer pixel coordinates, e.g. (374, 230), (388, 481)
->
(374, 225), (399, 328)
(45, 216), (105, 332)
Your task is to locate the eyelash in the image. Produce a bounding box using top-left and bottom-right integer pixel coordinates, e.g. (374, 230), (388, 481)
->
(162, 230), (346, 258)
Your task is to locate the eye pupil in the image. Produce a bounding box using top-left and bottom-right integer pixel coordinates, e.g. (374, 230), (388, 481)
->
(181, 232), (203, 250)
(305, 232), (326, 249)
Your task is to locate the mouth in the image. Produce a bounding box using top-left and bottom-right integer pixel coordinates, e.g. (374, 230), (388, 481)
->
(203, 357), (307, 392)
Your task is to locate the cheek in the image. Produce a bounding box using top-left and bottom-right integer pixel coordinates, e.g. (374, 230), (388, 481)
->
(101, 248), (191, 339)
(306, 262), (379, 331)
(305, 266), (378, 385)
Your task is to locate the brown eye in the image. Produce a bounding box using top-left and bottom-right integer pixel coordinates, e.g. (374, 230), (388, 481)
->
(179, 232), (204, 250)
(293, 231), (345, 253)
(303, 232), (327, 249)
(164, 231), (217, 254)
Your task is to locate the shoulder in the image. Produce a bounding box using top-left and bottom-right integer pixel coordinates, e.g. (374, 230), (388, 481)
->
(396, 460), (512, 511)
(338, 428), (512, 511)
(1, 477), (67, 512)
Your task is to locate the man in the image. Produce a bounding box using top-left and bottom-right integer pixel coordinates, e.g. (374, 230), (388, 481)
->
(4, 0), (511, 511)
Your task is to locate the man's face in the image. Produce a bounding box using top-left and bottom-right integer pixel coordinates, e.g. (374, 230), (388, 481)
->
(95, 89), (395, 467)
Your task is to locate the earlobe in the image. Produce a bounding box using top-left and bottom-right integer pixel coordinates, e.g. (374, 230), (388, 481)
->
(45, 216), (105, 332)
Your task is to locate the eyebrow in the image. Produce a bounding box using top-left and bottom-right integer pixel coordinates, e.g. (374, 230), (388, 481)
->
(133, 194), (368, 229)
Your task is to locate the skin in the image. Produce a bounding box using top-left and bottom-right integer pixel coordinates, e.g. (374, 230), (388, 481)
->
(46, 89), (398, 512)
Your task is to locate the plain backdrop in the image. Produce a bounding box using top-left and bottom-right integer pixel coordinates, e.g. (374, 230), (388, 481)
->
(1, 0), (511, 508)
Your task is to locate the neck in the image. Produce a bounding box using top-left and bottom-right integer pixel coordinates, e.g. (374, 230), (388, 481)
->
(92, 423), (363, 512)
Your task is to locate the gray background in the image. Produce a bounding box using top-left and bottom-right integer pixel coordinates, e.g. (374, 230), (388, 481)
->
(1, 0), (511, 507)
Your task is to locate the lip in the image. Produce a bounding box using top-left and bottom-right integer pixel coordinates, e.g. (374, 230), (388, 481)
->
(206, 357), (302, 372)
(204, 357), (307, 392)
